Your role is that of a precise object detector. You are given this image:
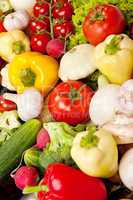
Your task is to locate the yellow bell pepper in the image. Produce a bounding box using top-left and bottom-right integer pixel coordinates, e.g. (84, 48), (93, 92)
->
(71, 126), (118, 178)
(94, 34), (133, 85)
(0, 29), (30, 62)
(8, 52), (59, 94)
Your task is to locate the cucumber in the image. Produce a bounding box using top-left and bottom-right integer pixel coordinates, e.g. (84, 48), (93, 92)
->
(0, 119), (41, 179)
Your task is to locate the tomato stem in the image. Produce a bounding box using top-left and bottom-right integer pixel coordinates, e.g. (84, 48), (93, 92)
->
(50, 0), (54, 39)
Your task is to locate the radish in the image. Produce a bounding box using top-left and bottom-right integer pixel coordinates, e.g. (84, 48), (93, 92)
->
(46, 39), (64, 58)
(36, 128), (50, 150)
(14, 166), (39, 190)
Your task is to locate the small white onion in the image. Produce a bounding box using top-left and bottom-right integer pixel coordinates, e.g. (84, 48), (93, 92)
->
(89, 84), (120, 125)
(119, 148), (133, 191)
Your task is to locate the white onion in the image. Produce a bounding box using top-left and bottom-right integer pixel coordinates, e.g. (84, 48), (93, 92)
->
(89, 84), (120, 125)
(119, 148), (133, 191)
(118, 79), (133, 116)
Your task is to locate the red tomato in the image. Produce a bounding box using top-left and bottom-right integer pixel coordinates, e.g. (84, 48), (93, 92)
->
(29, 17), (50, 34)
(53, 0), (68, 5)
(34, 1), (49, 17)
(31, 33), (51, 53)
(0, 20), (6, 32)
(82, 4), (126, 45)
(48, 81), (94, 125)
(54, 21), (74, 38)
(53, 2), (73, 20)
(0, 96), (16, 112)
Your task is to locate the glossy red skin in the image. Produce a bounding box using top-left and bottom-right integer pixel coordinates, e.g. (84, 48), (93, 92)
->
(54, 21), (74, 38)
(29, 17), (50, 34)
(0, 96), (16, 112)
(53, 2), (73, 20)
(0, 21), (6, 32)
(34, 2), (49, 17)
(38, 163), (107, 200)
(14, 166), (39, 190)
(31, 33), (51, 53)
(48, 81), (94, 125)
(83, 4), (126, 45)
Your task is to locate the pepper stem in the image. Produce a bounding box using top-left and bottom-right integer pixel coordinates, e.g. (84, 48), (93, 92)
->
(105, 35), (123, 55)
(20, 68), (36, 87)
(23, 185), (49, 194)
(12, 41), (25, 55)
(80, 125), (99, 149)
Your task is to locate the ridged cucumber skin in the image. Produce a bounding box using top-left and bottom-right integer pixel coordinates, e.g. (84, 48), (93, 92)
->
(0, 119), (41, 179)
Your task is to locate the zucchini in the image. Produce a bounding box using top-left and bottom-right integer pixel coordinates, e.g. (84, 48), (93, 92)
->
(0, 119), (41, 179)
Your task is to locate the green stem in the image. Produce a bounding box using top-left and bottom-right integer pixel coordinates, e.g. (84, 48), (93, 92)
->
(23, 185), (49, 194)
(105, 35), (123, 55)
(80, 125), (99, 149)
(50, 0), (54, 39)
(12, 41), (26, 55)
(20, 68), (36, 87)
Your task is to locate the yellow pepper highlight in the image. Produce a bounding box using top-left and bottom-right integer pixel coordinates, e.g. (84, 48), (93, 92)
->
(8, 52), (59, 94)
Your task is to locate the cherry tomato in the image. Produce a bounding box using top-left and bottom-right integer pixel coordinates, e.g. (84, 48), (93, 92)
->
(53, 0), (68, 5)
(29, 17), (50, 34)
(0, 96), (16, 112)
(34, 1), (49, 17)
(0, 20), (6, 32)
(31, 33), (51, 53)
(54, 21), (74, 38)
(53, 2), (73, 20)
(82, 4), (126, 45)
(48, 81), (94, 125)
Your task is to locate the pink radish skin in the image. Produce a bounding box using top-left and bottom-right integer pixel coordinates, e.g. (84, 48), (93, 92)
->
(46, 39), (64, 58)
(36, 128), (50, 150)
(14, 166), (39, 190)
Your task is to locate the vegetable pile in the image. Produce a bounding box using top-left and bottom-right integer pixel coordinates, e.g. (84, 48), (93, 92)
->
(0, 0), (133, 200)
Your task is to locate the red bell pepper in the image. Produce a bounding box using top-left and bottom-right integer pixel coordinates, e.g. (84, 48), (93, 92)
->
(23, 163), (107, 200)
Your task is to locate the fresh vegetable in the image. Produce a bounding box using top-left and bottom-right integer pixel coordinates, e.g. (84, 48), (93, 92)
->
(3, 10), (30, 31)
(53, 2), (73, 20)
(0, 0), (12, 13)
(118, 80), (133, 116)
(0, 110), (20, 130)
(31, 33), (51, 54)
(9, 0), (36, 14)
(39, 122), (88, 169)
(119, 148), (133, 191)
(0, 119), (41, 178)
(24, 147), (42, 168)
(14, 166), (39, 190)
(94, 34), (133, 84)
(1, 64), (16, 91)
(103, 113), (133, 144)
(0, 96), (16, 112)
(0, 30), (30, 62)
(23, 163), (107, 200)
(0, 20), (6, 33)
(89, 84), (120, 126)
(68, 0), (133, 49)
(48, 81), (94, 125)
(36, 128), (50, 150)
(4, 88), (43, 121)
(71, 127), (118, 178)
(0, 110), (21, 146)
(8, 52), (59, 94)
(54, 21), (74, 38)
(82, 4), (126, 45)
(29, 17), (50, 34)
(59, 44), (96, 82)
(46, 38), (64, 58)
(33, 1), (49, 17)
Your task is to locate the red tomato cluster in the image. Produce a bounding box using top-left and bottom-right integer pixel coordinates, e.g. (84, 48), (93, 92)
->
(30, 0), (74, 54)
